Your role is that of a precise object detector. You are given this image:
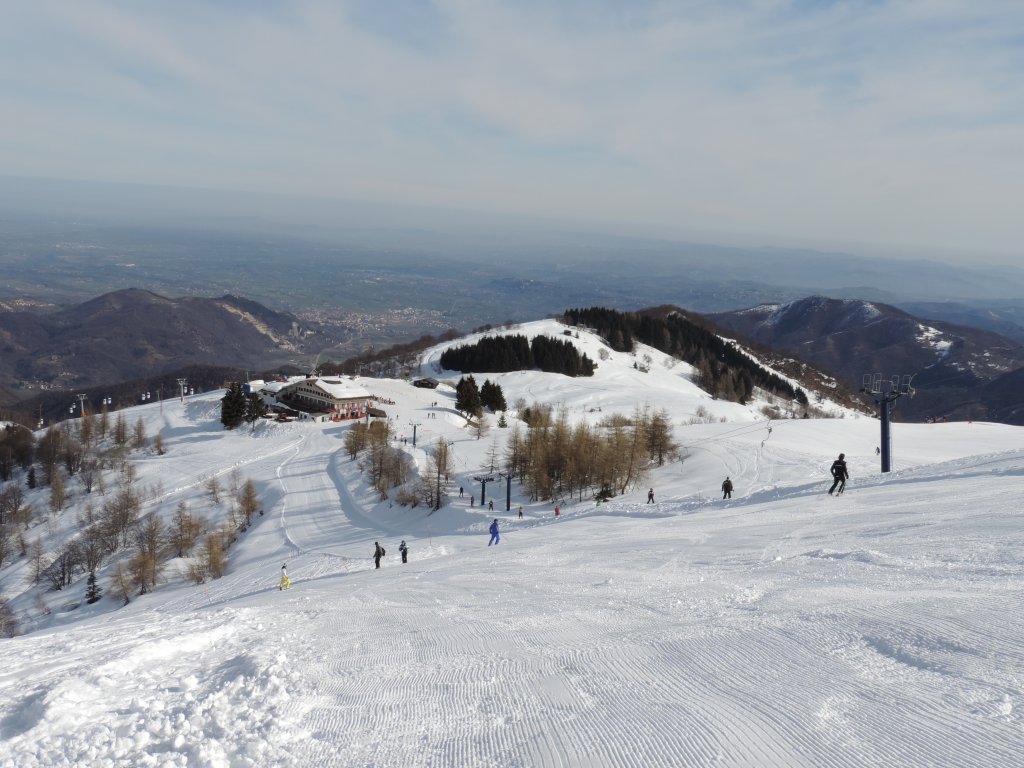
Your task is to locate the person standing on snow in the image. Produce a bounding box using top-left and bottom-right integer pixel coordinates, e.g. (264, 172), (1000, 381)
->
(488, 519), (500, 546)
(828, 453), (849, 495)
(488, 499), (494, 511)
(399, 540), (408, 564)
(647, 487), (655, 503)
(722, 477), (733, 499)
(517, 505), (523, 519)
(374, 541), (386, 568)
(279, 563), (291, 591)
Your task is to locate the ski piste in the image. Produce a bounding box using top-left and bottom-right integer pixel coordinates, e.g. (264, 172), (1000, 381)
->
(3, 319), (1022, 767)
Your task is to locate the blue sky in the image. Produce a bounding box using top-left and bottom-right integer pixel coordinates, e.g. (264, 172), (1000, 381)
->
(2, 0), (1023, 260)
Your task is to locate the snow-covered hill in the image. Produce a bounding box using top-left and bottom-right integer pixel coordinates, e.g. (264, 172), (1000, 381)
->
(1, 320), (1022, 767)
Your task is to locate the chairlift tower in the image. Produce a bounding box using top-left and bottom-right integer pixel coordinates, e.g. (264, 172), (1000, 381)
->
(473, 474), (496, 507)
(860, 373), (915, 473)
(498, 471), (518, 512)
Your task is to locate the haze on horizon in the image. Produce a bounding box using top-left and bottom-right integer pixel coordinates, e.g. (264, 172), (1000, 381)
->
(1, 1), (1023, 266)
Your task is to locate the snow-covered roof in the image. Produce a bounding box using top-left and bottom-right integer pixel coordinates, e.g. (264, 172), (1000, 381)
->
(259, 379), (294, 394)
(312, 377), (371, 400)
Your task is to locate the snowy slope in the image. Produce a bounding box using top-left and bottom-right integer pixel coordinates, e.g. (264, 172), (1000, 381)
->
(1, 321), (1023, 767)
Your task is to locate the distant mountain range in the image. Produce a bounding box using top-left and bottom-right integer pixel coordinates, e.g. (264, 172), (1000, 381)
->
(709, 297), (1024, 423)
(2, 289), (1023, 426)
(0, 289), (338, 404)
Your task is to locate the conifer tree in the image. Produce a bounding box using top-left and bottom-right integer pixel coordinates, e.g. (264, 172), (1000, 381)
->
(99, 405), (110, 439)
(85, 570), (102, 604)
(171, 501), (203, 557)
(646, 408), (678, 466)
(37, 427), (63, 485)
(455, 376), (483, 419)
(110, 561), (132, 605)
(344, 422), (369, 459)
(480, 380), (508, 412)
(0, 444), (12, 483)
(238, 479), (260, 526)
(422, 437), (454, 510)
(49, 470), (66, 513)
(203, 531), (227, 579)
(113, 413), (128, 447)
(205, 475), (222, 505)
(79, 411), (94, 446)
(130, 516), (165, 595)
(220, 383), (247, 430)
(0, 596), (17, 637)
(132, 418), (148, 450)
(244, 393), (267, 431)
(473, 415), (490, 441)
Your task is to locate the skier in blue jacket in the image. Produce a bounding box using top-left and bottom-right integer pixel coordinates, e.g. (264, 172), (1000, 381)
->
(488, 519), (500, 546)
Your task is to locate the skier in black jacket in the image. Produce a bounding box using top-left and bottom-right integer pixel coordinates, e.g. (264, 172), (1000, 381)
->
(374, 541), (385, 568)
(828, 453), (849, 495)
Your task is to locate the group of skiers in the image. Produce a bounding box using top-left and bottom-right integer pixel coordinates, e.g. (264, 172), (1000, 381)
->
(373, 540), (410, 568)
(279, 453), (851, 588)
(717, 453), (848, 498)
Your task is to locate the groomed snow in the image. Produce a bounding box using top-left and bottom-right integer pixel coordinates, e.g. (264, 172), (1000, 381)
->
(2, 320), (1022, 767)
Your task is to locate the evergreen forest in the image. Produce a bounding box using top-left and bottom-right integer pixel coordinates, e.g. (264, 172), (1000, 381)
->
(563, 308), (806, 405)
(440, 334), (595, 377)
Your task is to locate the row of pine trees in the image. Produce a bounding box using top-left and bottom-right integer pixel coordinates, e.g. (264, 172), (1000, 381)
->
(440, 334), (596, 377)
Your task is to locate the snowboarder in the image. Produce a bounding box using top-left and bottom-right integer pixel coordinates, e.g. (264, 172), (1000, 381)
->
(488, 519), (500, 546)
(279, 563), (291, 591)
(374, 541), (386, 568)
(722, 477), (733, 499)
(828, 453), (849, 495)
(647, 487), (655, 504)
(399, 540), (408, 564)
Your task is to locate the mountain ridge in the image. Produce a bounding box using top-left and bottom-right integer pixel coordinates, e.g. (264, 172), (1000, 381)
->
(709, 296), (1024, 423)
(0, 288), (338, 403)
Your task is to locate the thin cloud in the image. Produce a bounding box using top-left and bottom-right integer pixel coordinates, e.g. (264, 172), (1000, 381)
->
(1, 0), (1022, 257)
